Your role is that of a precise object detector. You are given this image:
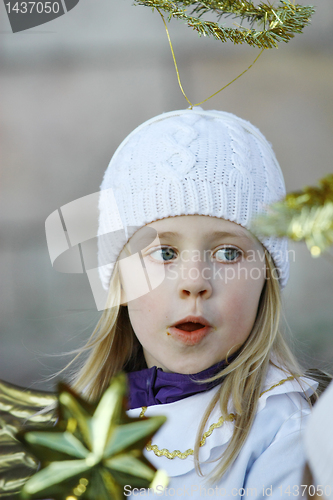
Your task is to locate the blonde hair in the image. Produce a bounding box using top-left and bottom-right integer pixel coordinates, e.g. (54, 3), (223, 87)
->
(67, 249), (303, 483)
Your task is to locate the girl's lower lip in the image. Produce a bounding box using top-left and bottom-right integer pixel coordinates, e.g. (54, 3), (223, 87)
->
(168, 326), (211, 345)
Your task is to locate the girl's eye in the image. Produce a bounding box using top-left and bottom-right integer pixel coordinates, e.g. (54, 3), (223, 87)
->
(215, 247), (242, 262)
(149, 247), (177, 262)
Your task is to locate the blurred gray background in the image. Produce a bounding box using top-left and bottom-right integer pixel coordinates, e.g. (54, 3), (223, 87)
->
(1, 0), (332, 391)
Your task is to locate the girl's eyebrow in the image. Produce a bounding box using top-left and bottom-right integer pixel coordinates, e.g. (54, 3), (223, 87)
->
(209, 231), (254, 242)
(155, 231), (178, 239)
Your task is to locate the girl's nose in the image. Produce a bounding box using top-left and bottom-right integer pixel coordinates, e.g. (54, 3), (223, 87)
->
(177, 259), (213, 299)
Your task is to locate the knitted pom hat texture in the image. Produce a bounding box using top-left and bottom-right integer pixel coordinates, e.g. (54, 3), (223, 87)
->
(98, 108), (289, 290)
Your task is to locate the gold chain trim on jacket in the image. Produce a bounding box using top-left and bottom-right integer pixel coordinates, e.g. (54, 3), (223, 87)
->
(142, 412), (236, 459)
(140, 376), (295, 460)
(259, 376), (296, 397)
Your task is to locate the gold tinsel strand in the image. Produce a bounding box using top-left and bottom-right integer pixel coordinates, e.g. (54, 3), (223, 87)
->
(251, 174), (333, 257)
(134, 0), (315, 48)
(0, 379), (57, 498)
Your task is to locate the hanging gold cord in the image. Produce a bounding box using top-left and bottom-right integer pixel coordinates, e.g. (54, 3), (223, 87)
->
(157, 8), (193, 108)
(157, 8), (265, 109)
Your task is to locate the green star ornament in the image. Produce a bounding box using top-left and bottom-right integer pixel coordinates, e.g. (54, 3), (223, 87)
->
(17, 373), (168, 500)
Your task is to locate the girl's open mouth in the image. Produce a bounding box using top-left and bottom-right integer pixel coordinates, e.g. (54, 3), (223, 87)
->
(168, 322), (211, 345)
(175, 322), (206, 332)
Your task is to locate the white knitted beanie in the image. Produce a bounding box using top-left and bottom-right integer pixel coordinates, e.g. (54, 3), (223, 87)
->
(98, 108), (289, 290)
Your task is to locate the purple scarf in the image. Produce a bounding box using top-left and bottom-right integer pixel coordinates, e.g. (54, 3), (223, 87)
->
(127, 359), (231, 410)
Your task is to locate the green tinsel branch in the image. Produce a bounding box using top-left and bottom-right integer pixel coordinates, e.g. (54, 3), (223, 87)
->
(134, 0), (315, 48)
(251, 174), (333, 257)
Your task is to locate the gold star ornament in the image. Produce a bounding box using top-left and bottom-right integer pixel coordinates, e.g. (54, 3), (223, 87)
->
(17, 373), (168, 500)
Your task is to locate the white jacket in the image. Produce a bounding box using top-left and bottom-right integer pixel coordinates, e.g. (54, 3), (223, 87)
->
(127, 364), (317, 499)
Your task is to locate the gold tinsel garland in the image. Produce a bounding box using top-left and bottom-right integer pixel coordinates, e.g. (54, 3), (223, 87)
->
(0, 380), (57, 498)
(251, 174), (333, 257)
(134, 0), (315, 48)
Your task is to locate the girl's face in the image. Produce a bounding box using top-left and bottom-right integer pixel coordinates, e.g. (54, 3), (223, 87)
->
(119, 215), (266, 374)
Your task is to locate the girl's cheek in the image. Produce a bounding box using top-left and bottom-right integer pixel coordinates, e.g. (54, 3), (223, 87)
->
(240, 258), (266, 287)
(222, 268), (264, 312)
(129, 289), (166, 327)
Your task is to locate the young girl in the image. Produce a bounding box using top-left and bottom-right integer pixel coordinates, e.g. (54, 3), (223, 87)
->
(70, 108), (317, 498)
